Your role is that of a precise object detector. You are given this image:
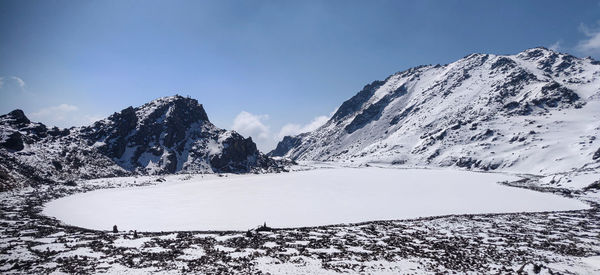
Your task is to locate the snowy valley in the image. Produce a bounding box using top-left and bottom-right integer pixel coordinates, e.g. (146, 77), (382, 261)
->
(2, 48), (600, 274)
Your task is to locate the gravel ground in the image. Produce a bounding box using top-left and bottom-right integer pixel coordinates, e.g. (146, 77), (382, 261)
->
(1, 176), (600, 274)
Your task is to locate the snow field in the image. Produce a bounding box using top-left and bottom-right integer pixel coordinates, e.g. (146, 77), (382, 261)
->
(43, 167), (589, 231)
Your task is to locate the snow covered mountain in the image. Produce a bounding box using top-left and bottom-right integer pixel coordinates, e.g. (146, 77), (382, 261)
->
(0, 96), (277, 190)
(271, 47), (600, 175)
(0, 109), (127, 190)
(77, 96), (275, 174)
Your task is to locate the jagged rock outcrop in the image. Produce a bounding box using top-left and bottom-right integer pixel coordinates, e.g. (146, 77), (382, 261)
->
(74, 96), (275, 174)
(0, 109), (127, 190)
(272, 47), (600, 174)
(268, 135), (305, 157)
(0, 95), (280, 190)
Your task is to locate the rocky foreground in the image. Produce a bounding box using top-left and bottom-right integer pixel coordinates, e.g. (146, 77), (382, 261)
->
(1, 175), (599, 274)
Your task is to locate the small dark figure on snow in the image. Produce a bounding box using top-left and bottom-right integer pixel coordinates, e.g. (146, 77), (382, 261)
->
(257, 222), (272, 232)
(113, 225), (118, 233)
(133, 230), (138, 238)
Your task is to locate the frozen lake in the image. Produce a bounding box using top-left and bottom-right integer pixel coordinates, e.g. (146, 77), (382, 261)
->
(43, 168), (589, 231)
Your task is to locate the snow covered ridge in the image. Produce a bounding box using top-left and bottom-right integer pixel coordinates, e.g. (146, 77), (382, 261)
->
(271, 47), (600, 175)
(0, 95), (282, 190)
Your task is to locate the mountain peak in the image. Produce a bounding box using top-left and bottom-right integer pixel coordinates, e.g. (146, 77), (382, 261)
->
(147, 95), (194, 105)
(272, 48), (600, 174)
(1, 109), (31, 126)
(516, 46), (560, 60)
(73, 95), (278, 175)
(133, 95), (209, 125)
(524, 46), (552, 52)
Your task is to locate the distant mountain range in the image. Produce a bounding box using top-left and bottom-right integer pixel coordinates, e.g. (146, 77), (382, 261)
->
(3, 47), (600, 190)
(270, 47), (600, 175)
(0, 96), (279, 190)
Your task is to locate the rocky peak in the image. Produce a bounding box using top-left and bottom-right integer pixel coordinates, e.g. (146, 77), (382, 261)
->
(268, 135), (304, 157)
(1, 109), (31, 128)
(74, 95), (277, 174)
(0, 109), (49, 150)
(517, 47), (555, 59)
(331, 80), (385, 123)
(135, 95), (209, 125)
(1, 95), (282, 189)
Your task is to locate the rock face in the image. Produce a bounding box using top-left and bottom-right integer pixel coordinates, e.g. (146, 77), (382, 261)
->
(271, 47), (600, 174)
(268, 135), (305, 157)
(0, 95), (278, 190)
(0, 109), (126, 191)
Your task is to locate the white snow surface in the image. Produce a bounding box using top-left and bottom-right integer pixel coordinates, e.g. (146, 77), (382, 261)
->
(278, 48), (600, 175)
(43, 167), (588, 231)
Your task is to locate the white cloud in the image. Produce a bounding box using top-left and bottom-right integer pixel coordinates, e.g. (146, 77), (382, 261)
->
(28, 104), (100, 128)
(277, 115), (329, 140)
(576, 23), (600, 55)
(30, 104), (79, 125)
(232, 109), (335, 152)
(11, 76), (25, 88)
(549, 41), (561, 51)
(232, 111), (272, 151)
(0, 76), (26, 91)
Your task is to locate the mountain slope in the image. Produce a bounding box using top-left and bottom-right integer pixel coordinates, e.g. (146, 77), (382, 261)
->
(271, 47), (600, 175)
(77, 96), (274, 174)
(0, 96), (278, 190)
(0, 109), (127, 190)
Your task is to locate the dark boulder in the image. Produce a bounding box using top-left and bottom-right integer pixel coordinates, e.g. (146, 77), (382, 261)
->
(593, 147), (600, 161)
(210, 134), (260, 173)
(1, 131), (24, 151)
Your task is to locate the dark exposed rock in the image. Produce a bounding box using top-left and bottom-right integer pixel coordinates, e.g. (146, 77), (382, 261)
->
(531, 82), (580, 108)
(0, 150), (55, 191)
(593, 147), (600, 161)
(345, 85), (407, 134)
(503, 101), (520, 111)
(0, 96), (282, 190)
(490, 57), (517, 71)
(1, 109), (49, 143)
(470, 129), (494, 141)
(210, 134), (268, 173)
(75, 95), (277, 174)
(331, 80), (385, 122)
(389, 105), (417, 125)
(269, 135), (304, 157)
(583, 180), (600, 192)
(518, 47), (548, 60)
(427, 149), (440, 162)
(1, 131), (24, 151)
(4, 109), (31, 126)
(494, 69), (538, 108)
(456, 157), (481, 169)
(48, 126), (70, 137)
(537, 52), (559, 73)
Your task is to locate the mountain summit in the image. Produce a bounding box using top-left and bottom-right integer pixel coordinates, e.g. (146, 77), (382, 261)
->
(0, 95), (278, 190)
(271, 47), (600, 174)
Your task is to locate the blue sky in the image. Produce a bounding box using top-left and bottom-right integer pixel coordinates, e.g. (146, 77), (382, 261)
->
(1, 0), (600, 151)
